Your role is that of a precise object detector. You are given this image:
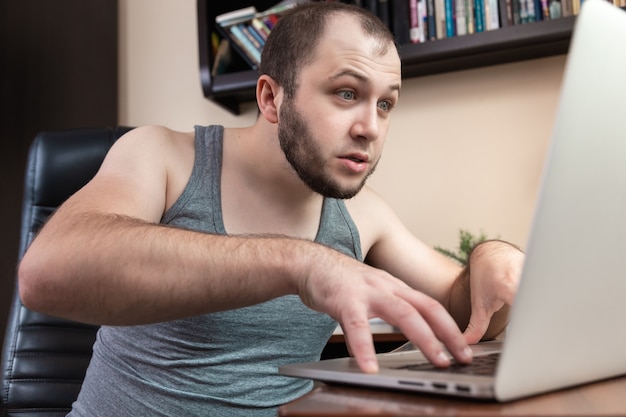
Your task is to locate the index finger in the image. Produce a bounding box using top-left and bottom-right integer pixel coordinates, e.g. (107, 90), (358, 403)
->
(341, 317), (379, 373)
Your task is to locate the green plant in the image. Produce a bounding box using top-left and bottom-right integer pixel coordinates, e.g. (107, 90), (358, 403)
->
(434, 229), (489, 266)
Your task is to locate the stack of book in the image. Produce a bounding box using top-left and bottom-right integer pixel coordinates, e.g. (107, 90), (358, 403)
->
(213, 1), (297, 74)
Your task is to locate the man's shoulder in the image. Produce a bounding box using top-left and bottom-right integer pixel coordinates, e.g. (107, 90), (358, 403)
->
(345, 186), (389, 214)
(123, 125), (195, 143)
(345, 186), (398, 250)
(114, 125), (196, 156)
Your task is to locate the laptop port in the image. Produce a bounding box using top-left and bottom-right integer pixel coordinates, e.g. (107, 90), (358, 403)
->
(432, 382), (447, 390)
(456, 384), (471, 393)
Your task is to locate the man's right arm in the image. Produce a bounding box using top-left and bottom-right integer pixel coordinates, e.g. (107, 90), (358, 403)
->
(18, 125), (316, 325)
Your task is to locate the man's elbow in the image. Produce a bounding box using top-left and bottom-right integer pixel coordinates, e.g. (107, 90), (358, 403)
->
(18, 251), (58, 314)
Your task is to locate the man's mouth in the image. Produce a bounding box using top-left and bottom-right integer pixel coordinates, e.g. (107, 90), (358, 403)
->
(342, 153), (369, 163)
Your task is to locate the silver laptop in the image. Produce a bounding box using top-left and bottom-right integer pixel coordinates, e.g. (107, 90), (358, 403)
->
(280, 0), (626, 402)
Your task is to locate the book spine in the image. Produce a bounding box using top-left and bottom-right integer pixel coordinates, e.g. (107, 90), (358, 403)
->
(229, 24), (261, 66)
(456, 0), (467, 35)
(251, 17), (271, 40)
(445, 0), (456, 37)
(365, 0), (379, 14)
(390, 0), (412, 44)
(409, 0), (421, 42)
(561, 0), (573, 16)
(241, 23), (264, 50)
(465, 0), (475, 33)
(215, 6), (256, 25)
(378, 0), (390, 27)
(512, 0), (521, 23)
(435, 0), (447, 38)
(418, 0), (427, 42)
(488, 0), (500, 28)
(548, 0), (562, 18)
(498, 0), (512, 26)
(426, 0), (437, 40)
(474, 0), (485, 31)
(526, 0), (537, 23)
(263, 14), (280, 30)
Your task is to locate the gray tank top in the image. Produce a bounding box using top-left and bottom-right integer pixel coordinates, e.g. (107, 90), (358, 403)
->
(69, 125), (363, 416)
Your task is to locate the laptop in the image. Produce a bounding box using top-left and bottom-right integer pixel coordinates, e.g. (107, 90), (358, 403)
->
(280, 0), (626, 402)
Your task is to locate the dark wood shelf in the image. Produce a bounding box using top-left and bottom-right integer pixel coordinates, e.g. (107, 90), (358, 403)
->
(197, 0), (580, 115)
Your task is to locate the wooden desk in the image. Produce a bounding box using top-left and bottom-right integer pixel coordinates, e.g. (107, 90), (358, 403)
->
(278, 376), (626, 416)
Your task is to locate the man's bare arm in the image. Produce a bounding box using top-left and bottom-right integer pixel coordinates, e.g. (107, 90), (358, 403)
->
(19, 206), (313, 325)
(448, 240), (524, 343)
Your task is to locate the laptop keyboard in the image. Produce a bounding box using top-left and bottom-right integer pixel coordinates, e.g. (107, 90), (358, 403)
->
(396, 352), (500, 376)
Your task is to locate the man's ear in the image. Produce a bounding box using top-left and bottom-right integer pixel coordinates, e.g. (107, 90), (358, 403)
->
(256, 74), (282, 124)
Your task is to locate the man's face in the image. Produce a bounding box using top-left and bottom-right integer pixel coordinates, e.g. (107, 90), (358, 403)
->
(278, 95), (374, 199)
(277, 13), (401, 200)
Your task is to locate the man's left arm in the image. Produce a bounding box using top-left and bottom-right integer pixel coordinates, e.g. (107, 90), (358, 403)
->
(448, 240), (524, 343)
(349, 188), (525, 344)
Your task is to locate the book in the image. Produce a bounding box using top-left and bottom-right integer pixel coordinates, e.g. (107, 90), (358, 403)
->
(214, 1), (297, 70)
(418, 0), (427, 41)
(465, 0), (475, 33)
(251, 17), (271, 40)
(487, 0), (500, 28)
(229, 24), (262, 66)
(445, 0), (456, 37)
(519, 0), (528, 23)
(435, 0), (447, 38)
(561, 0), (573, 16)
(241, 23), (265, 50)
(409, 0), (424, 42)
(426, 0), (437, 39)
(216, 6), (257, 25)
(378, 0), (390, 26)
(475, 0), (485, 31)
(263, 13), (280, 29)
(364, 0), (379, 15)
(512, 0), (521, 23)
(548, 0), (562, 18)
(498, 0), (513, 26)
(456, 0), (467, 35)
(390, 0), (412, 44)
(211, 38), (232, 76)
(526, 0), (537, 23)
(535, 0), (550, 20)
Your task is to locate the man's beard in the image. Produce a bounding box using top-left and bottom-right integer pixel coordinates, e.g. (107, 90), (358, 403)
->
(278, 99), (377, 199)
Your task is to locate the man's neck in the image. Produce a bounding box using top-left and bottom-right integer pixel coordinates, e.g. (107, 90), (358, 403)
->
(219, 125), (324, 239)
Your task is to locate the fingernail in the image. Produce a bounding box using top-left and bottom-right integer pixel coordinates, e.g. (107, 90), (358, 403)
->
(437, 351), (451, 366)
(363, 358), (379, 374)
(462, 346), (473, 361)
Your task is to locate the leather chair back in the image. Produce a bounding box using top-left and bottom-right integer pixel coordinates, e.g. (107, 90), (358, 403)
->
(1, 127), (132, 417)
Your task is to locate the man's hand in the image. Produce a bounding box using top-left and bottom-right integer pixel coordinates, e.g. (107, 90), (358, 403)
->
(451, 240), (524, 344)
(297, 249), (473, 374)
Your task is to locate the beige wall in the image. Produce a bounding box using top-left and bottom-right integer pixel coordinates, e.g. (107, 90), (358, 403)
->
(119, 0), (566, 251)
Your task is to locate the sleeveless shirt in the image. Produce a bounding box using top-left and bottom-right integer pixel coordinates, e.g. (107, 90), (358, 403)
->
(68, 125), (363, 416)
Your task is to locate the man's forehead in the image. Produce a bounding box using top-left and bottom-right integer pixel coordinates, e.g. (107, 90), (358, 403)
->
(312, 16), (400, 76)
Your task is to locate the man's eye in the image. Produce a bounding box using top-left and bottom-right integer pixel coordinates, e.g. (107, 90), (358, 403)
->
(337, 90), (356, 101)
(378, 100), (392, 112)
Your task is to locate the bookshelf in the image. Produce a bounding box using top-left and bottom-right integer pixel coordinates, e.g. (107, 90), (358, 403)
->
(197, 0), (577, 114)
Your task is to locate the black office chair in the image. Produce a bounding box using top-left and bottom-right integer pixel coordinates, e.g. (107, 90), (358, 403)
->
(0, 127), (132, 417)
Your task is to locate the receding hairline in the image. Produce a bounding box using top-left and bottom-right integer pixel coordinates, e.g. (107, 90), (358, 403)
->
(316, 11), (395, 56)
(299, 11), (398, 76)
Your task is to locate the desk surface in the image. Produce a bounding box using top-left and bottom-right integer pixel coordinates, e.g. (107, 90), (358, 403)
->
(278, 375), (626, 416)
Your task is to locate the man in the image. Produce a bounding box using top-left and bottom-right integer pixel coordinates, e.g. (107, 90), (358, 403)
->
(18, 2), (523, 416)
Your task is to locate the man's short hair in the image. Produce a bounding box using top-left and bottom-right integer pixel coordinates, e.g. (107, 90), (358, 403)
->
(259, 1), (397, 99)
